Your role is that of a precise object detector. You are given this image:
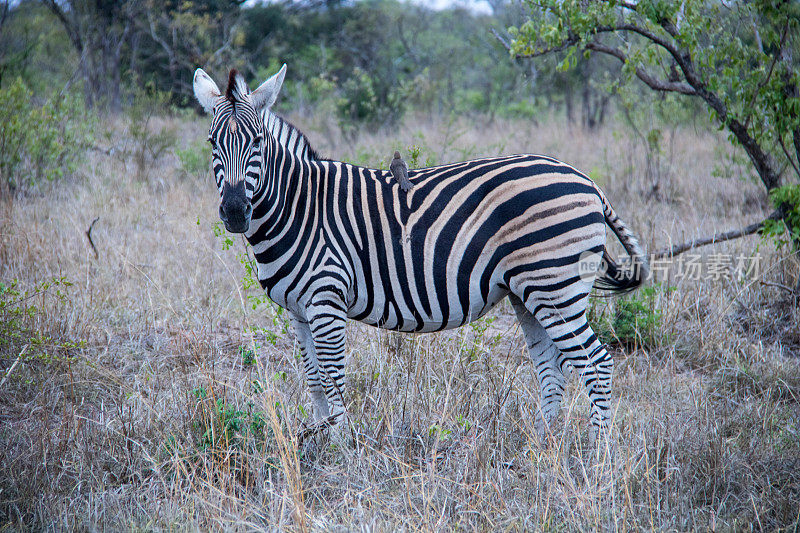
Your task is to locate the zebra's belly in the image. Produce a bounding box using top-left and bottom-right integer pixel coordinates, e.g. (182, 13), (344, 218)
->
(348, 284), (510, 333)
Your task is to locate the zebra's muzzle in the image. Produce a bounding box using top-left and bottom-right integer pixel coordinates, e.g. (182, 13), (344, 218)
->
(219, 181), (252, 233)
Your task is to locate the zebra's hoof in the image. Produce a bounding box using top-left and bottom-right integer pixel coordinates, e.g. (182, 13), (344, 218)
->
(297, 414), (338, 445)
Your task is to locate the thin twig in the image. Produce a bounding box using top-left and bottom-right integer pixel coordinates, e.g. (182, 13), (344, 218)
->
(651, 210), (781, 259)
(490, 28), (513, 52)
(778, 135), (800, 179)
(492, 27), (578, 58)
(86, 216), (100, 259)
(1, 345), (28, 389)
(760, 281), (797, 294)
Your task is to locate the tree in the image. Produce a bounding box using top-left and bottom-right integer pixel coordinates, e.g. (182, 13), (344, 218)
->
(501, 0), (800, 258)
(138, 0), (247, 102)
(40, 0), (247, 109)
(43, 0), (137, 110)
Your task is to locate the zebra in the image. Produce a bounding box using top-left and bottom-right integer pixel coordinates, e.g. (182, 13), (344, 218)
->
(192, 65), (649, 441)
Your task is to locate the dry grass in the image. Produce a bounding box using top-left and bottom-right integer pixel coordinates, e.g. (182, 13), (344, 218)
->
(1, 111), (799, 531)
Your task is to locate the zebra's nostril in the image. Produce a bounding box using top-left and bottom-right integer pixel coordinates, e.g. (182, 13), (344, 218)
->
(219, 204), (227, 221)
(244, 203), (252, 217)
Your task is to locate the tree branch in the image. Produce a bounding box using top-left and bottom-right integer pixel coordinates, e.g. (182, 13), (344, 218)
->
(585, 41), (696, 95)
(43, 0), (83, 52)
(144, 10), (175, 67)
(492, 28), (579, 58)
(651, 210), (781, 259)
(490, 28), (512, 53)
(398, 16), (422, 66)
(85, 216), (100, 259)
(584, 22), (781, 190)
(500, 7), (783, 190)
(779, 135), (800, 180)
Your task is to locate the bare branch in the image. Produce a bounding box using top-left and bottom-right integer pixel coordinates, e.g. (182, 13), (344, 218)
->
(144, 10), (175, 67)
(651, 210), (781, 259)
(760, 281), (797, 294)
(398, 16), (422, 66)
(0, 1), (10, 40)
(596, 23), (687, 68)
(490, 28), (513, 52)
(0, 345), (28, 389)
(779, 135), (800, 180)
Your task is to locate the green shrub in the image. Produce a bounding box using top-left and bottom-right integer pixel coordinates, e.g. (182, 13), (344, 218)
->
(176, 138), (209, 177)
(762, 184), (800, 250)
(0, 277), (84, 387)
(125, 83), (177, 179)
(497, 99), (544, 120)
(191, 386), (271, 451)
(336, 67), (406, 136)
(612, 286), (663, 347)
(591, 285), (667, 349)
(0, 78), (92, 194)
(336, 68), (380, 135)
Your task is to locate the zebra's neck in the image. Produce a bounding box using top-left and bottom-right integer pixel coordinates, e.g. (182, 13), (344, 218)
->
(263, 112), (321, 163)
(248, 112), (322, 244)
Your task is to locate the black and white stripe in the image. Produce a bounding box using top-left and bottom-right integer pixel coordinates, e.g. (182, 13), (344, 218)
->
(193, 66), (649, 437)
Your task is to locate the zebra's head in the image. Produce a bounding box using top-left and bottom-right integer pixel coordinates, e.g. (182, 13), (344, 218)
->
(192, 64), (287, 233)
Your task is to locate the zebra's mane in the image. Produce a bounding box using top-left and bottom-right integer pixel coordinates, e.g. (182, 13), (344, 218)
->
(225, 69), (249, 106)
(264, 112), (324, 162)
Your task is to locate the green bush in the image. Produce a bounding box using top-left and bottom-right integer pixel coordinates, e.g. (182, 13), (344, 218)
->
(125, 83), (177, 179)
(0, 78), (92, 194)
(0, 277), (84, 388)
(612, 286), (663, 347)
(176, 138), (209, 178)
(336, 67), (406, 137)
(591, 285), (666, 349)
(336, 68), (380, 135)
(763, 184), (800, 250)
(497, 99), (545, 121)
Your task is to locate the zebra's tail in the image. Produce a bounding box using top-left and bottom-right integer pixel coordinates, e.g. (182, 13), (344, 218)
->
(592, 188), (650, 293)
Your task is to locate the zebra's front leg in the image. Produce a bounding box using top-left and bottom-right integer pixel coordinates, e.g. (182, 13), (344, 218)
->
(306, 291), (349, 424)
(290, 313), (329, 421)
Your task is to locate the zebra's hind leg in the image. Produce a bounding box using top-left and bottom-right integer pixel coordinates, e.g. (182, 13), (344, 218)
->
(290, 313), (330, 421)
(509, 295), (567, 440)
(532, 299), (613, 444)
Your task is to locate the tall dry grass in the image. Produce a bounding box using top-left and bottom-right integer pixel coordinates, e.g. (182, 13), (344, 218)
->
(1, 111), (799, 531)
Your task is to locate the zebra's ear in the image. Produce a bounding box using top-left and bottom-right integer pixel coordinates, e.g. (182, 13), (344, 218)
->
(251, 64), (287, 112)
(193, 68), (221, 114)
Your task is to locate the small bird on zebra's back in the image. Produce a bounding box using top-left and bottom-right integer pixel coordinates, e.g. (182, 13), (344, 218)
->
(390, 151), (413, 191)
